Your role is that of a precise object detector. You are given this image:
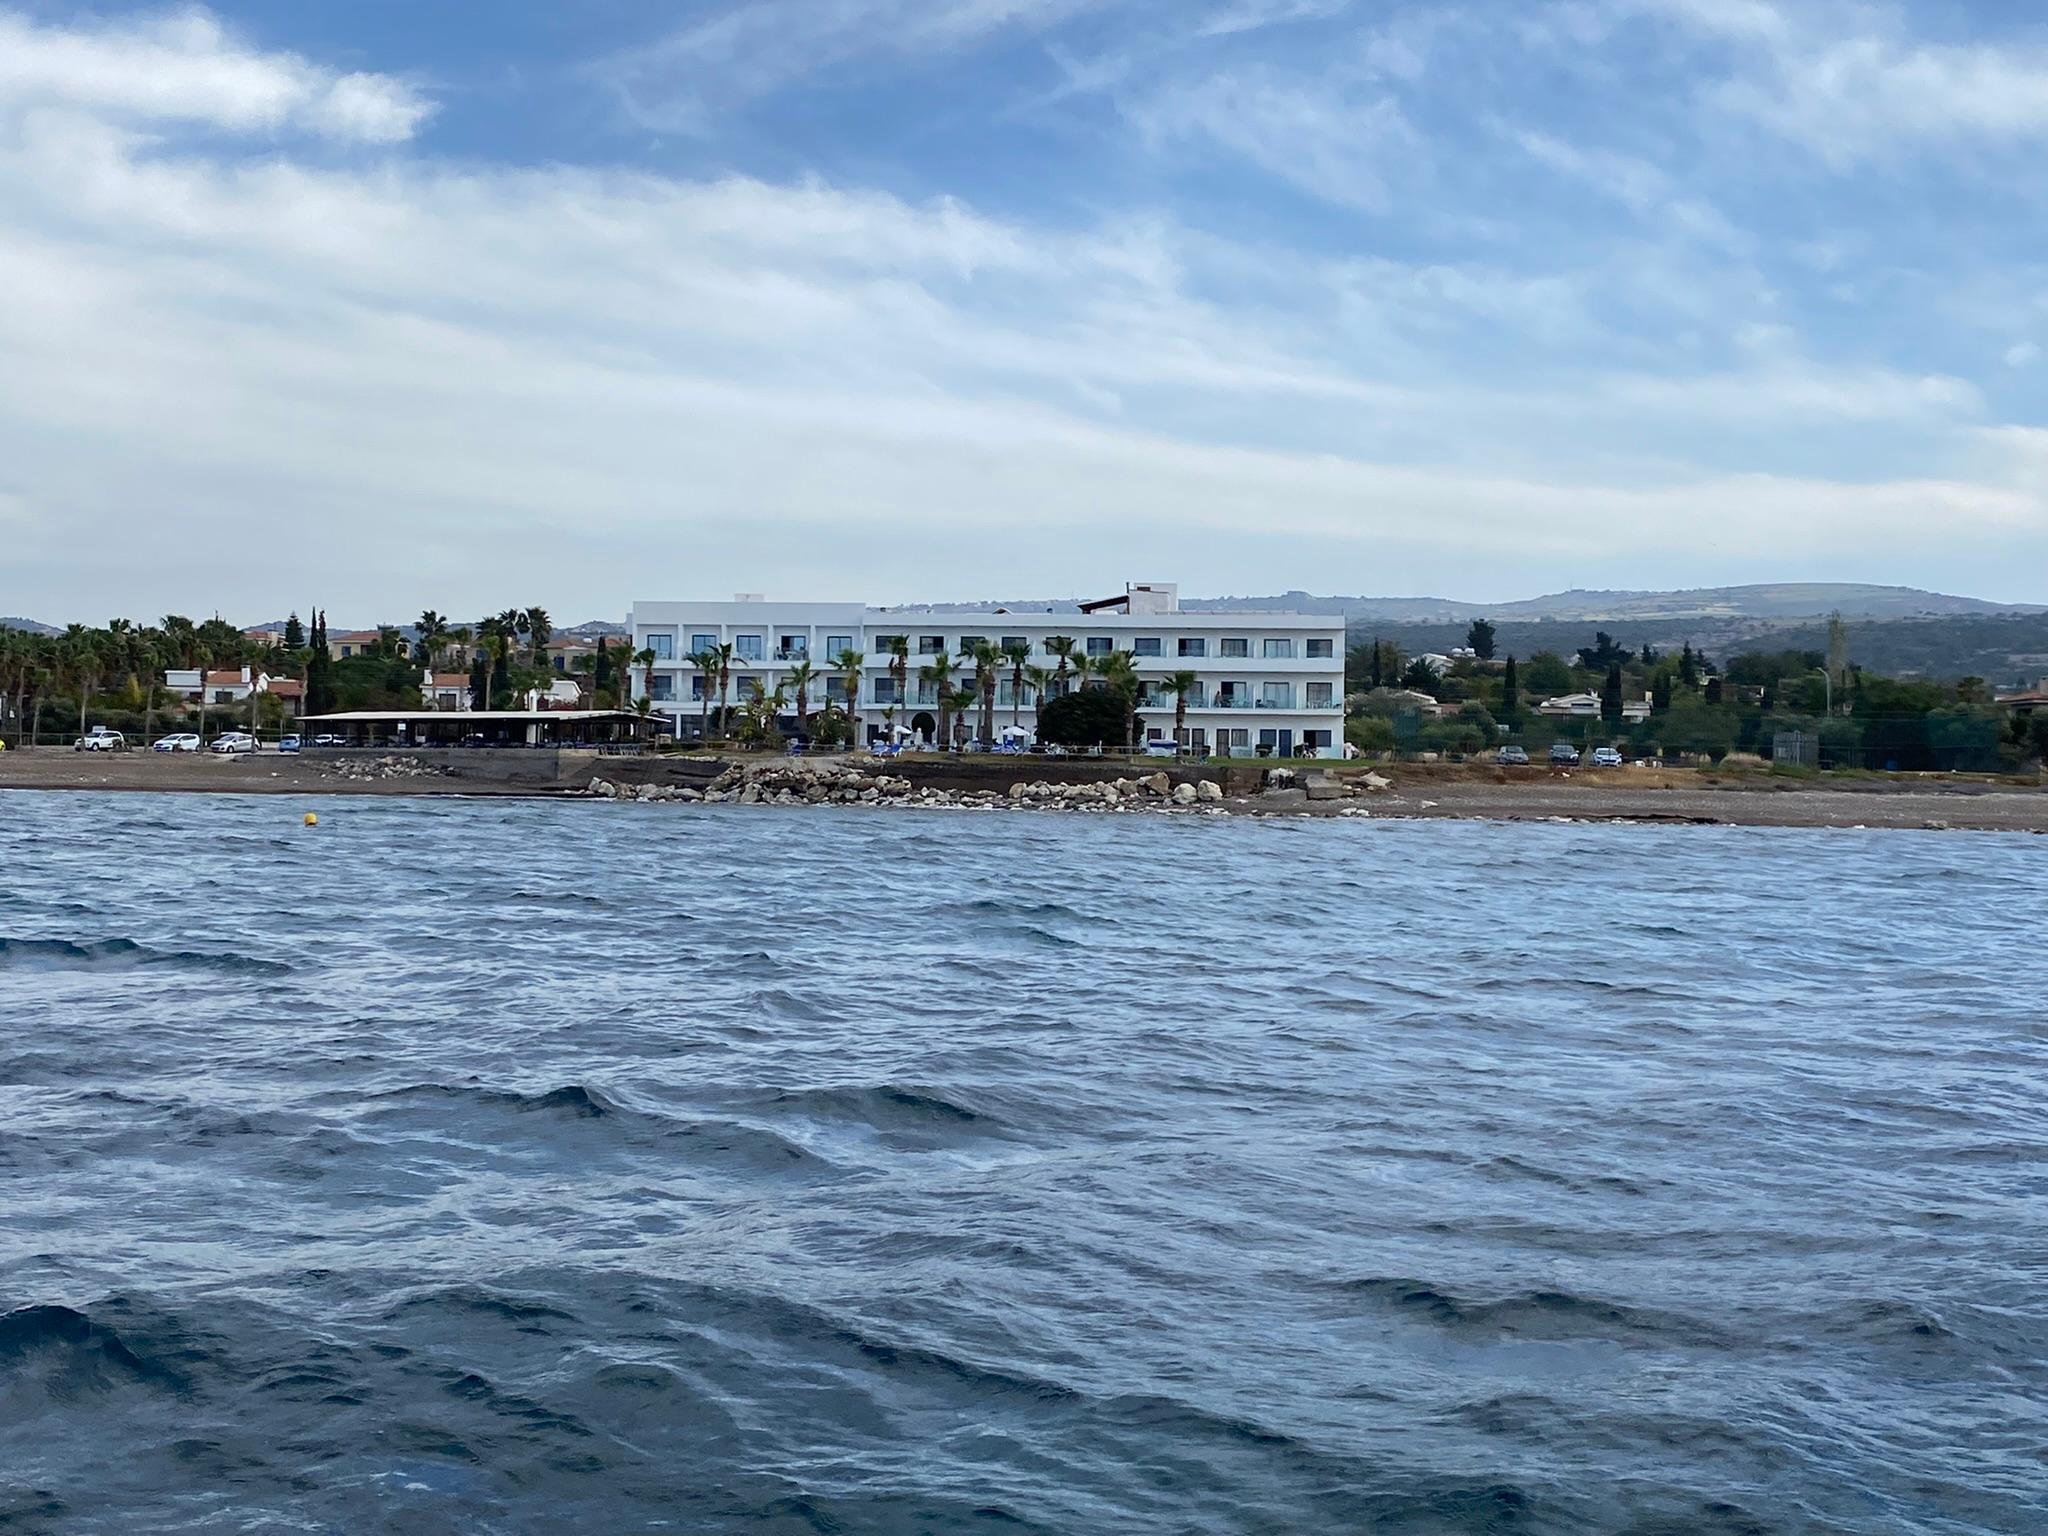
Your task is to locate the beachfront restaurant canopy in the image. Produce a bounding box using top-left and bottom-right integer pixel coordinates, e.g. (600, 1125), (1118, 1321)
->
(298, 709), (651, 748)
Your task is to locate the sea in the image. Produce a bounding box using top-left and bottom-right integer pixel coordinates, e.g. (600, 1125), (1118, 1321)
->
(1, 789), (2042, 1535)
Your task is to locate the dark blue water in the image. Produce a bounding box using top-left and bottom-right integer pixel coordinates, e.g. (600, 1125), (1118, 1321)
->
(2, 790), (2043, 1534)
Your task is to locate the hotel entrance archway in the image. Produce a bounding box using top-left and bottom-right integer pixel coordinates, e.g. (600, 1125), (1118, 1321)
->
(910, 711), (936, 746)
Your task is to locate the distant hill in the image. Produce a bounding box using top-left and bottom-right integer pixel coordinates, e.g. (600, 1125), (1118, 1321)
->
(0, 617), (58, 635)
(1185, 584), (2042, 623)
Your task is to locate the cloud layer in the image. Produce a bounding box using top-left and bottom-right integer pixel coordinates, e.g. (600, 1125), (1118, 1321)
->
(0, 1), (2043, 622)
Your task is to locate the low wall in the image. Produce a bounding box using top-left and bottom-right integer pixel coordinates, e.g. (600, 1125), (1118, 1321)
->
(592, 752), (1265, 796)
(301, 746), (609, 787)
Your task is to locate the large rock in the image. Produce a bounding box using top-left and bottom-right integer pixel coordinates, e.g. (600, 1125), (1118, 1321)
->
(1171, 781), (1198, 804)
(1142, 772), (1171, 796)
(1196, 779), (1223, 802)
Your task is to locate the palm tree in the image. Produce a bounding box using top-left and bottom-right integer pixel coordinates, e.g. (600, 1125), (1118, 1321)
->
(477, 616), (512, 710)
(970, 640), (1002, 744)
(1024, 664), (1054, 738)
(688, 648), (721, 742)
(1162, 669), (1201, 752)
(63, 625), (103, 740)
(633, 647), (659, 712)
(918, 650), (957, 748)
(1045, 635), (1076, 695)
(714, 642), (737, 737)
(1095, 650), (1141, 748)
(945, 685), (978, 749)
(570, 651), (599, 706)
(415, 610), (449, 668)
(786, 660), (817, 737)
(522, 607), (552, 666)
(1002, 639), (1031, 730)
(886, 635), (910, 719)
(447, 625), (473, 670)
(833, 647), (863, 749)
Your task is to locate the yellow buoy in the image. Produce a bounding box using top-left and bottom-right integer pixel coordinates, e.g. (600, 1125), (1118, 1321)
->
(303, 813), (318, 826)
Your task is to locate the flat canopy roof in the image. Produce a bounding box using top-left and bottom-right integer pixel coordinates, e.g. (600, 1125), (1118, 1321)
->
(301, 710), (644, 723)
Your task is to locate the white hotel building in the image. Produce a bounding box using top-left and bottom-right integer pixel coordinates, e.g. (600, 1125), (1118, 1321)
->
(628, 583), (1347, 758)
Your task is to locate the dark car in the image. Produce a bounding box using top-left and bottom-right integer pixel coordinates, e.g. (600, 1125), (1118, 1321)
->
(1497, 745), (1530, 765)
(1548, 743), (1581, 765)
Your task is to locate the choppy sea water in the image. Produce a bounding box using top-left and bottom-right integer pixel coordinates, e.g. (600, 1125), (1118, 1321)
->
(1, 788), (2043, 1535)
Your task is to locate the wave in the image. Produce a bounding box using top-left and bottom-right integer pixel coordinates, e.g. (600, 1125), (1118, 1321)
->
(0, 1301), (192, 1397)
(1337, 1277), (1716, 1346)
(0, 936), (286, 976)
(750, 1084), (997, 1134)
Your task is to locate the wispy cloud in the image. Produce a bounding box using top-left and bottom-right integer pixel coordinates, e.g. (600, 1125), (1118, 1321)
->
(591, 0), (1112, 132)
(0, 6), (431, 142)
(1636, 0), (2048, 165)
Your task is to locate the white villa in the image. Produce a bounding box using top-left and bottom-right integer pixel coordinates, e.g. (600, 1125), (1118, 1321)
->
(628, 582), (1348, 758)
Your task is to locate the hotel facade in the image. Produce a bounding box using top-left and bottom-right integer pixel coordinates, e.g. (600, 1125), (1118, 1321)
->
(627, 583), (1348, 758)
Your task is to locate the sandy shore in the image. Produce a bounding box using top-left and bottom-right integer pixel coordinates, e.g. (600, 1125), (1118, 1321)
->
(0, 751), (555, 797)
(3, 750), (2044, 832)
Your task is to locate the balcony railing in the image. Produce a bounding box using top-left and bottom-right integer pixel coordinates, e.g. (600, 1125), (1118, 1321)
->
(1211, 694), (1254, 708)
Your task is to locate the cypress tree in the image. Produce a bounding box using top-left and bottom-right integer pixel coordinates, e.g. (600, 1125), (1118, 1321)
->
(1502, 655), (1519, 718)
(1601, 664), (1624, 727)
(304, 611), (336, 716)
(1369, 636), (1383, 691)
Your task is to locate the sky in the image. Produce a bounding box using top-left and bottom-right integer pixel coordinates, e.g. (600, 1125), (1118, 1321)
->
(2, 0), (2046, 625)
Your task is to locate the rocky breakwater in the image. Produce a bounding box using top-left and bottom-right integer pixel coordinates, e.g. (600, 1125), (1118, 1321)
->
(324, 754), (453, 783)
(584, 758), (1249, 814)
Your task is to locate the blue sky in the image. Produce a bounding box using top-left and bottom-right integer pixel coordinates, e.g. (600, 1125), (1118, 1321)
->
(2, 0), (2045, 622)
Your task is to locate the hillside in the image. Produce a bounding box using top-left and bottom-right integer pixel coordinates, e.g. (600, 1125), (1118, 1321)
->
(1188, 583), (2042, 623)
(1361, 612), (2048, 687)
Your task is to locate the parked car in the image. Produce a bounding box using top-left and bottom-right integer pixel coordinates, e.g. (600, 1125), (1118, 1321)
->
(152, 732), (201, 752)
(1590, 746), (1624, 767)
(74, 727), (125, 752)
(312, 733), (345, 747)
(1141, 739), (1180, 758)
(210, 731), (256, 755)
(1496, 745), (1530, 765)
(1548, 743), (1580, 765)
(277, 735), (301, 753)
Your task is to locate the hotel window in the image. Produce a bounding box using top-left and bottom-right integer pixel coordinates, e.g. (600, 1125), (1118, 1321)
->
(690, 632), (718, 654)
(1218, 727), (1249, 750)
(1259, 683), (1295, 709)
(1000, 636), (1028, 653)
(873, 633), (906, 654)
(871, 678), (901, 704)
(824, 678), (849, 703)
(918, 635), (944, 655)
(649, 677), (675, 701)
(1263, 638), (1295, 659)
(958, 634), (987, 652)
(1307, 682), (1334, 708)
(1085, 636), (1113, 656)
(825, 634), (853, 655)
(1306, 638), (1334, 658)
(1178, 638), (1206, 657)
(1220, 637), (1248, 657)
(777, 634), (807, 659)
(734, 634), (764, 661)
(647, 633), (673, 660)
(1133, 637), (1162, 657)
(1303, 730), (1333, 751)
(690, 676), (709, 700)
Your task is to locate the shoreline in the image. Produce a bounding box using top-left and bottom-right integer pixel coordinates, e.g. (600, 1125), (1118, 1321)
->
(5, 752), (2044, 832)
